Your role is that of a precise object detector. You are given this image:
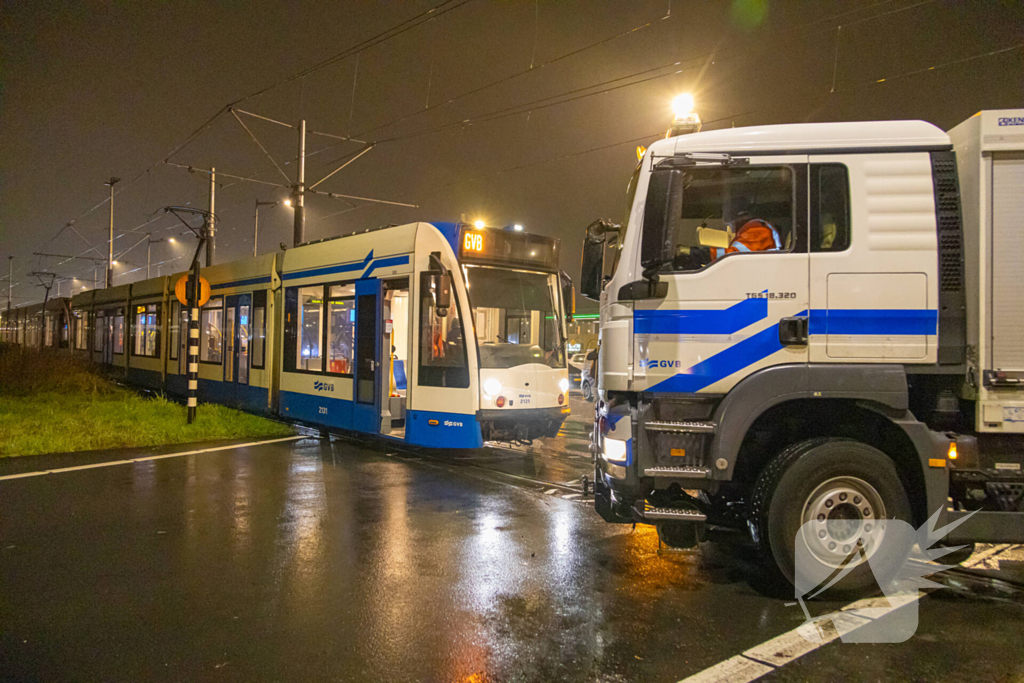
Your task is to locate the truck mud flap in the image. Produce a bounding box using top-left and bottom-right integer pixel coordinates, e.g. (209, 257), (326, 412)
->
(945, 510), (1024, 544)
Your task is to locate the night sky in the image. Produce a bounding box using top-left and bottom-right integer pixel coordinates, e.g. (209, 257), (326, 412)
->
(2, 0), (1022, 306)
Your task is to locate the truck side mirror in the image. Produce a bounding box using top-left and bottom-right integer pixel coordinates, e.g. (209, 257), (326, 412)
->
(580, 229), (606, 301)
(640, 169), (680, 271)
(560, 271), (575, 322)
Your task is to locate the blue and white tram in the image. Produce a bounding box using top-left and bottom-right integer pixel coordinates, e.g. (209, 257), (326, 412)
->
(8, 221), (571, 449)
(275, 221), (571, 447)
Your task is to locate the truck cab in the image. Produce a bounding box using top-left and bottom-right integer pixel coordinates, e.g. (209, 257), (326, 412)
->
(580, 111), (1024, 589)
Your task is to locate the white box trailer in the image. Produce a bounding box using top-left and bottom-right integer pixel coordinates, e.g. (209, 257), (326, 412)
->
(950, 111), (1024, 432)
(580, 109), (1024, 590)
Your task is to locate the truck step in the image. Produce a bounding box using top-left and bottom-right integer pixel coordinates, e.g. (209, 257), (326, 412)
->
(645, 420), (715, 434)
(643, 507), (708, 522)
(644, 466), (711, 479)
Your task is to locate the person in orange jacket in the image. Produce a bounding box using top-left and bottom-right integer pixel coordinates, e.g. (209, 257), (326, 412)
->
(711, 198), (782, 261)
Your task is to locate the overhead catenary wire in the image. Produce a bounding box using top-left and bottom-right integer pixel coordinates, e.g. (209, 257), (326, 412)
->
(20, 0), (907, 262)
(21, 0), (471, 278)
(8, 0), (993, 298)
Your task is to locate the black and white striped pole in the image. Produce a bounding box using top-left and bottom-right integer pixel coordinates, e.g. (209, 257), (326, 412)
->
(186, 259), (200, 424)
(163, 206), (213, 426)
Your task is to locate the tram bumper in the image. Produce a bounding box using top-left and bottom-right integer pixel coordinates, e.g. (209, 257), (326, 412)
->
(477, 405), (570, 442)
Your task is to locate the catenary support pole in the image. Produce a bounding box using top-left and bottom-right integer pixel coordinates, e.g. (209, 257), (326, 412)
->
(206, 168), (216, 267)
(293, 120), (306, 247)
(253, 200), (260, 258)
(7, 256), (12, 313)
(105, 177), (120, 287)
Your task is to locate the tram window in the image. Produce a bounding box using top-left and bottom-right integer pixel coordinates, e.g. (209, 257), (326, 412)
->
(112, 311), (125, 354)
(251, 290), (266, 370)
(133, 303), (161, 358)
(418, 274), (470, 388)
(327, 283), (355, 375)
(201, 298), (223, 363)
(169, 301), (179, 361)
(297, 286), (324, 372)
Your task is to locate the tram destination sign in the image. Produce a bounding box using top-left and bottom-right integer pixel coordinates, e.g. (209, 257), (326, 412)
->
(458, 227), (560, 272)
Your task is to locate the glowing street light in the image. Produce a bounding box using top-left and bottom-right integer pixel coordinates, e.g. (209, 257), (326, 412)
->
(513, 224), (524, 231)
(284, 198), (292, 207)
(474, 220), (485, 229)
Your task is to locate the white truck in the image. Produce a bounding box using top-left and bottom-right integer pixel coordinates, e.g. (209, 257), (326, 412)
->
(580, 110), (1024, 588)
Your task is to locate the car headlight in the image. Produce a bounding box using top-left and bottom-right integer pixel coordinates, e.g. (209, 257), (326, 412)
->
(558, 378), (569, 394)
(484, 378), (502, 397)
(603, 437), (627, 464)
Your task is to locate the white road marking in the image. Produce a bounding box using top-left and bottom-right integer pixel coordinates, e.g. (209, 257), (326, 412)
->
(680, 655), (773, 683)
(962, 544), (1011, 568)
(677, 592), (923, 683)
(0, 435), (308, 482)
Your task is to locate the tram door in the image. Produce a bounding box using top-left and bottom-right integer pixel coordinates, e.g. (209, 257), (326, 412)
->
(223, 294), (251, 404)
(353, 279), (381, 434)
(102, 313), (114, 365)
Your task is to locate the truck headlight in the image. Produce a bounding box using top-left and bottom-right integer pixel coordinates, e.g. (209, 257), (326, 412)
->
(484, 378), (502, 398)
(558, 378), (569, 394)
(603, 437), (627, 464)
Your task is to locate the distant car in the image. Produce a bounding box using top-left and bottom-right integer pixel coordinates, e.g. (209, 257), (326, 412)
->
(568, 352), (586, 386)
(580, 348), (598, 401)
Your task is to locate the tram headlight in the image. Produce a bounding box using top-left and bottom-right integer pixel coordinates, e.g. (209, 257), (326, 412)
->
(558, 378), (569, 394)
(484, 378), (502, 398)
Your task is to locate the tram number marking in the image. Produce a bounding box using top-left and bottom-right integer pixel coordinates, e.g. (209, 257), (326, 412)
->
(319, 406), (328, 415)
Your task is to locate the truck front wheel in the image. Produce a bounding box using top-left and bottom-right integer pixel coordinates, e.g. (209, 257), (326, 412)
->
(749, 438), (913, 595)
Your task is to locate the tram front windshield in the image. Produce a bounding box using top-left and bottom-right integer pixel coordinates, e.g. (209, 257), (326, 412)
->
(465, 266), (564, 369)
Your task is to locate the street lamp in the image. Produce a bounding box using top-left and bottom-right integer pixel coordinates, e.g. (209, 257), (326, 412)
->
(253, 200), (280, 257)
(147, 233), (174, 278)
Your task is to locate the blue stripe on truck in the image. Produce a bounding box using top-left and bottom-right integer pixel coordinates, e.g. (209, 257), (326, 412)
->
(634, 297), (767, 335)
(809, 309), (937, 336)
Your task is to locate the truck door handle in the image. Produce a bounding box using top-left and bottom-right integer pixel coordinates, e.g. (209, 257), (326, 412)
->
(778, 316), (808, 346)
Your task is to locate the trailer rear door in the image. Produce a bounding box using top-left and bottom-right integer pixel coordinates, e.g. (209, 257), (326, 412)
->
(990, 152), (1024, 371)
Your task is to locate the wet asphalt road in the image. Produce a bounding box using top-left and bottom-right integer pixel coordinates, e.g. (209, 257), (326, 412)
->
(1, 398), (1022, 682)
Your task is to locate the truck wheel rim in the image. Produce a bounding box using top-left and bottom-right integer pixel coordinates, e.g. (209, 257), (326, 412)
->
(800, 476), (887, 568)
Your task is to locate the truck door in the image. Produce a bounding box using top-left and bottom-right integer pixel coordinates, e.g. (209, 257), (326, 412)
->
(633, 157), (810, 394)
(807, 154), (938, 363)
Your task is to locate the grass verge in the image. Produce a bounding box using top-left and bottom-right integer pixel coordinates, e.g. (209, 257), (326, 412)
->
(0, 344), (294, 457)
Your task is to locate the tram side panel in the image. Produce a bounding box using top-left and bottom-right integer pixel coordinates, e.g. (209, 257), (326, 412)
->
(405, 223), (483, 448)
(275, 226), (422, 434)
(164, 254), (277, 413)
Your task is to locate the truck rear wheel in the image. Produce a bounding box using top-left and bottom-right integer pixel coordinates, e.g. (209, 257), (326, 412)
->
(749, 438), (912, 595)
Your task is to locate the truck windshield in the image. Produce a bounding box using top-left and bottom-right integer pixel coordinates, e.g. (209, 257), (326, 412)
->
(465, 265), (565, 369)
